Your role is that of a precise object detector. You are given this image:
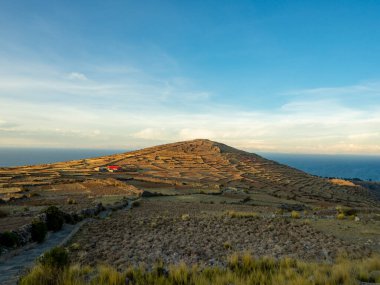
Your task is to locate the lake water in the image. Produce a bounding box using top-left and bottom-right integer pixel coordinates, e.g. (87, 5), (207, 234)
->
(259, 153), (380, 182)
(0, 148), (125, 167)
(0, 148), (379, 182)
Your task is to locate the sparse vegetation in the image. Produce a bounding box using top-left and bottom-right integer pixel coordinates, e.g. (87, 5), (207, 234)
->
(131, 201), (140, 208)
(19, 253), (380, 285)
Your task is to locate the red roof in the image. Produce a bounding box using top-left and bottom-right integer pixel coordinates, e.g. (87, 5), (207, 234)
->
(107, 165), (122, 170)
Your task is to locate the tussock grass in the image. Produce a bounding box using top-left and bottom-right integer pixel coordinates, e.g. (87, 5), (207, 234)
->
(291, 211), (300, 219)
(19, 253), (380, 285)
(337, 212), (346, 220)
(181, 214), (190, 221)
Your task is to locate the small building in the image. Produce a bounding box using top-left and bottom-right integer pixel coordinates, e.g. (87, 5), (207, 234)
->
(106, 165), (122, 172)
(94, 166), (108, 172)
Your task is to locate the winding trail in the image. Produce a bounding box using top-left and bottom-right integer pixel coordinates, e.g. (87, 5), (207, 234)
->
(0, 200), (134, 285)
(0, 222), (84, 285)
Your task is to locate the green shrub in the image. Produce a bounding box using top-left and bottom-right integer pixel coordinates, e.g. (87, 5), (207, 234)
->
(38, 246), (69, 269)
(0, 231), (19, 247)
(31, 220), (47, 243)
(45, 206), (65, 232)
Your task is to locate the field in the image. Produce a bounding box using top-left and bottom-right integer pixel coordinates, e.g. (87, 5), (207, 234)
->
(68, 199), (374, 269)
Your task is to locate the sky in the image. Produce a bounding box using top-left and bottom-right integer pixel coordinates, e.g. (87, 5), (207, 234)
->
(0, 1), (380, 154)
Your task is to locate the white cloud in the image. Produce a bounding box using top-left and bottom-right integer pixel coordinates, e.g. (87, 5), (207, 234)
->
(67, 72), (88, 81)
(282, 81), (380, 97)
(133, 128), (169, 140)
(0, 60), (379, 154)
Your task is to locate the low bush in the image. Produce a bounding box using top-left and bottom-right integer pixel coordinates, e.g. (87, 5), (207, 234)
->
(38, 246), (69, 269)
(45, 206), (65, 232)
(0, 231), (19, 247)
(31, 220), (47, 243)
(131, 201), (140, 208)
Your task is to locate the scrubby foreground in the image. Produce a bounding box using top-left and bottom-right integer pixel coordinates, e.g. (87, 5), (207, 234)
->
(20, 250), (380, 285)
(68, 200), (371, 268)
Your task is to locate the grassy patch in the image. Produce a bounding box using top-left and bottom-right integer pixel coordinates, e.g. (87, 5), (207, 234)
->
(19, 253), (380, 285)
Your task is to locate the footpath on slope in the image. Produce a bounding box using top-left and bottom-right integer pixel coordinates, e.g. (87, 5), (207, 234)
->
(0, 200), (134, 285)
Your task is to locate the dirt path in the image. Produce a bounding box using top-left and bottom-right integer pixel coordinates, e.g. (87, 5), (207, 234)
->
(0, 222), (84, 285)
(0, 200), (134, 285)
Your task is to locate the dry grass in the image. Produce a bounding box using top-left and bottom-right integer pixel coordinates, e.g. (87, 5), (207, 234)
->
(19, 253), (380, 285)
(337, 213), (346, 220)
(291, 211), (300, 219)
(181, 214), (190, 221)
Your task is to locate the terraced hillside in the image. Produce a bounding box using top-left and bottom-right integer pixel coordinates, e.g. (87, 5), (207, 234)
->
(0, 139), (375, 208)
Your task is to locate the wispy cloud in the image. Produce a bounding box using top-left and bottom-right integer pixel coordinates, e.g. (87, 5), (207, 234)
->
(1, 59), (379, 154)
(67, 72), (88, 81)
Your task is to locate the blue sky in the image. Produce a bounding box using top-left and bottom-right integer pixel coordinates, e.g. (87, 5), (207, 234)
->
(0, 1), (380, 153)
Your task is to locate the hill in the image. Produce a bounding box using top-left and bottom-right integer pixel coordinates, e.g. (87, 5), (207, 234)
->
(0, 139), (376, 208)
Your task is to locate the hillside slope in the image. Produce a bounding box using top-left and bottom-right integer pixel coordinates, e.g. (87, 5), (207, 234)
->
(0, 139), (376, 207)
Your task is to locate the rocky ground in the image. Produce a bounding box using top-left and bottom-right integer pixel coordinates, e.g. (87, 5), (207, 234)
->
(68, 200), (371, 269)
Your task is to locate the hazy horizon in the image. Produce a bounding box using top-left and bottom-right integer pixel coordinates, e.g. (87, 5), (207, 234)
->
(1, 1), (380, 154)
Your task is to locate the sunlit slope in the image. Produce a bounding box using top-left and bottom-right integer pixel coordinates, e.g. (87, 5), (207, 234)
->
(0, 139), (376, 207)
